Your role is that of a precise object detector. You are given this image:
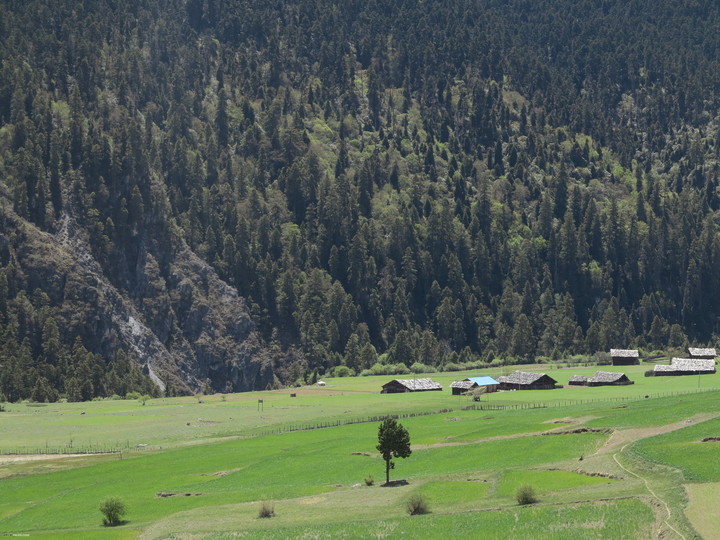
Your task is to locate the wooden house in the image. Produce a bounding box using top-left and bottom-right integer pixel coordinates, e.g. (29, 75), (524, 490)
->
(610, 349), (640, 365)
(497, 371), (558, 390)
(650, 358), (716, 376)
(568, 375), (588, 386)
(381, 378), (442, 393)
(450, 380), (477, 395)
(450, 376), (500, 395)
(467, 376), (499, 392)
(587, 371), (634, 386)
(688, 348), (717, 360)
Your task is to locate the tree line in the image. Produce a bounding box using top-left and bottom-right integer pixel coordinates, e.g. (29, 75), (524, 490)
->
(1, 0), (719, 399)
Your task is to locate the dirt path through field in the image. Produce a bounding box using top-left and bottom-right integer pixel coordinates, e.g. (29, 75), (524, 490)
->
(594, 412), (719, 456)
(599, 412), (720, 539)
(412, 431), (536, 450)
(0, 453), (115, 463)
(411, 416), (605, 450)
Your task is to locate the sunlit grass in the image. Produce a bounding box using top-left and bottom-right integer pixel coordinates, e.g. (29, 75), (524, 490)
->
(1, 370), (715, 538)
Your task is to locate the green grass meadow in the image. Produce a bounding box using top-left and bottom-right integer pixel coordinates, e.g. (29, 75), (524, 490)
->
(633, 416), (720, 482)
(1, 363), (719, 538)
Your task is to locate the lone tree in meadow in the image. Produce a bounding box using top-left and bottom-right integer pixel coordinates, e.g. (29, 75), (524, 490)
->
(99, 497), (127, 526)
(376, 416), (412, 484)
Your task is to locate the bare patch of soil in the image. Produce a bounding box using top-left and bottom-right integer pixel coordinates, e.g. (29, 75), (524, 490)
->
(351, 452), (372, 456)
(300, 496), (327, 505)
(0, 453), (113, 463)
(543, 427), (610, 435)
(544, 415), (599, 424)
(156, 492), (202, 498)
(543, 467), (622, 480)
(200, 467), (243, 477)
(700, 436), (720, 442)
(413, 421), (605, 450)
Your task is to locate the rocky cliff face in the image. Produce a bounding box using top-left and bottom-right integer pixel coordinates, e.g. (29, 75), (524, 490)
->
(3, 205), (273, 395)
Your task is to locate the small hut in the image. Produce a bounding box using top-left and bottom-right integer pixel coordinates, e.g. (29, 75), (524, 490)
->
(381, 378), (443, 393)
(650, 358), (716, 376)
(467, 376), (500, 392)
(587, 371), (634, 387)
(497, 371), (558, 390)
(688, 348), (717, 360)
(610, 349), (640, 366)
(568, 375), (588, 386)
(450, 380), (477, 395)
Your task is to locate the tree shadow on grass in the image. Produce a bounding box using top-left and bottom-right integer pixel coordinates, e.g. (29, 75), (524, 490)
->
(381, 479), (409, 487)
(103, 520), (129, 527)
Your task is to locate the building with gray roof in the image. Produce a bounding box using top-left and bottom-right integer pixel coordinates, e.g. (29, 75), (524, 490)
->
(610, 349), (640, 365)
(688, 348), (717, 360)
(587, 371), (633, 386)
(381, 378), (443, 393)
(497, 371), (558, 390)
(651, 358), (716, 376)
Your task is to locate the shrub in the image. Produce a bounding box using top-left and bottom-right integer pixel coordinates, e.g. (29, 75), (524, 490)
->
(364, 475), (374, 486)
(409, 362), (437, 373)
(369, 362), (387, 375)
(516, 484), (538, 505)
(442, 362), (464, 372)
(406, 494), (430, 515)
(363, 362), (410, 376)
(258, 501), (275, 518)
(591, 351), (612, 365)
(99, 497), (127, 526)
(389, 363), (410, 375)
(333, 365), (354, 377)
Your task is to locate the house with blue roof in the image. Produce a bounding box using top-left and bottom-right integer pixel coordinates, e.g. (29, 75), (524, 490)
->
(450, 376), (500, 395)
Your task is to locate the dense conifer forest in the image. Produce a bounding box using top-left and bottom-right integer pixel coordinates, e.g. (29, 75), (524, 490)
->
(1, 0), (720, 400)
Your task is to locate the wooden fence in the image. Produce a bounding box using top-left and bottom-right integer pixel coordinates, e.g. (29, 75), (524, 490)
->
(3, 387), (718, 455)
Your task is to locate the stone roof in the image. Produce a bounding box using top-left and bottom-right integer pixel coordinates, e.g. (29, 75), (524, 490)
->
(450, 380), (477, 390)
(688, 348), (717, 358)
(588, 371), (627, 384)
(610, 349), (639, 358)
(387, 378), (443, 391)
(568, 375), (587, 383)
(654, 358), (716, 372)
(498, 371), (556, 385)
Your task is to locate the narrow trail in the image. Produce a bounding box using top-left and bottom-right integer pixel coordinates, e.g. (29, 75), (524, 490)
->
(612, 444), (686, 540)
(594, 413), (718, 456)
(599, 413), (720, 539)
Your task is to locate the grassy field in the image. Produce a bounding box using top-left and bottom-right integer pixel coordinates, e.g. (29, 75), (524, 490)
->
(2, 363), (716, 453)
(632, 416), (720, 481)
(1, 362), (719, 538)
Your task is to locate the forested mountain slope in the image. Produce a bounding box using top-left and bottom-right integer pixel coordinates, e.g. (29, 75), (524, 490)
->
(1, 0), (720, 400)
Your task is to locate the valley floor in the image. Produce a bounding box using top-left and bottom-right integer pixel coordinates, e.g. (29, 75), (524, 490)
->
(1, 365), (718, 539)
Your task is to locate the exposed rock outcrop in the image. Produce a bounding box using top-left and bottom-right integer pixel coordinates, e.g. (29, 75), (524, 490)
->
(5, 209), (272, 395)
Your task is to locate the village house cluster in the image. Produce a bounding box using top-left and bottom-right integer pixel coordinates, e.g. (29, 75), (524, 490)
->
(377, 347), (717, 395)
